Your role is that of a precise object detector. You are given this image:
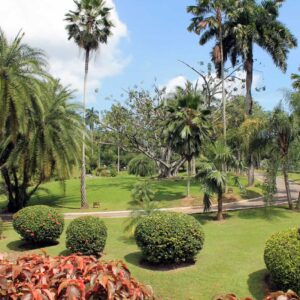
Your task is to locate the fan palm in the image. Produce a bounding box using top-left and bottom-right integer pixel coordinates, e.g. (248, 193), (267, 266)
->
(165, 85), (211, 197)
(65, 0), (114, 208)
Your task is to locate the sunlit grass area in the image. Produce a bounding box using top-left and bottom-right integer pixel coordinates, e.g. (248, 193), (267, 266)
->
(0, 173), (263, 213)
(1, 207), (299, 299)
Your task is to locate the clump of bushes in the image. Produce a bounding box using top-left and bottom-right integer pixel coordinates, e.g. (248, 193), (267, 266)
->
(0, 253), (155, 299)
(264, 228), (300, 293)
(13, 205), (64, 243)
(128, 155), (157, 177)
(66, 216), (107, 256)
(134, 212), (204, 264)
(131, 181), (155, 202)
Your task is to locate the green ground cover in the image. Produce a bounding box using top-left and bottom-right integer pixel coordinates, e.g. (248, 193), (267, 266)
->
(1, 207), (298, 299)
(0, 173), (263, 213)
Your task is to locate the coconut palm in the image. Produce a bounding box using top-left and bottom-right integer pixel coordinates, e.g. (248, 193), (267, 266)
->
(222, 0), (297, 115)
(0, 28), (47, 143)
(165, 85), (211, 197)
(187, 0), (233, 142)
(291, 67), (300, 91)
(2, 79), (83, 212)
(65, 0), (114, 208)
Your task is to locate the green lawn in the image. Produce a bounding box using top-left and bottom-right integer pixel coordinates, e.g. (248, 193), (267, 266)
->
(0, 173), (263, 213)
(1, 207), (299, 299)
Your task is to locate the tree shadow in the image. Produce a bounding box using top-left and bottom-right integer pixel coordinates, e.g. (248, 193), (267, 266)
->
(124, 251), (195, 272)
(237, 207), (289, 221)
(6, 239), (59, 252)
(247, 269), (270, 299)
(192, 212), (233, 225)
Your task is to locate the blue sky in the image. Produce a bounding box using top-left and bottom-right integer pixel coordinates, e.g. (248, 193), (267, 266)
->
(98, 0), (300, 112)
(1, 0), (299, 113)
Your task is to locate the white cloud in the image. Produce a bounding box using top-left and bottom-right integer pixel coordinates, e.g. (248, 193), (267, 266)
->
(162, 71), (263, 99)
(0, 0), (129, 103)
(163, 76), (188, 94)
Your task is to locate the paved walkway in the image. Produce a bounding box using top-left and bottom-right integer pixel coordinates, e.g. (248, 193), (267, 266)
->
(1, 173), (299, 220)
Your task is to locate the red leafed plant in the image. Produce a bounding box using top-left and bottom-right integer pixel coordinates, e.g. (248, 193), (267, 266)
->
(214, 291), (300, 300)
(0, 253), (155, 299)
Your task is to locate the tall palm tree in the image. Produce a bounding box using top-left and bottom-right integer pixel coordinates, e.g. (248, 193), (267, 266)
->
(0, 28), (47, 143)
(65, 0), (114, 208)
(2, 78), (83, 212)
(222, 0), (297, 116)
(218, 0), (297, 186)
(165, 85), (211, 197)
(187, 0), (233, 142)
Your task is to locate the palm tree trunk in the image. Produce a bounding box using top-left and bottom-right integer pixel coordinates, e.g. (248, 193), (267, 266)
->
(117, 145), (120, 173)
(245, 49), (255, 186)
(187, 160), (191, 197)
(217, 189), (223, 221)
(81, 49), (90, 209)
(217, 8), (226, 143)
(191, 156), (196, 176)
(282, 159), (293, 209)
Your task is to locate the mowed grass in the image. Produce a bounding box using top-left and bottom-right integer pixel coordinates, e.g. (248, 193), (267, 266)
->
(1, 207), (298, 299)
(0, 173), (263, 213)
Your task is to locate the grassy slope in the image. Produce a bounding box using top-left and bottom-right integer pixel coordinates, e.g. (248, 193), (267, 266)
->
(1, 207), (299, 299)
(0, 173), (262, 213)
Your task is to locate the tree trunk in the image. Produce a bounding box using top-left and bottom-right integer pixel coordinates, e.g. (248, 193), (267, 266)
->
(245, 50), (254, 116)
(217, 189), (224, 221)
(117, 145), (120, 173)
(247, 154), (255, 187)
(187, 160), (191, 197)
(81, 49), (89, 209)
(282, 160), (293, 209)
(191, 156), (196, 176)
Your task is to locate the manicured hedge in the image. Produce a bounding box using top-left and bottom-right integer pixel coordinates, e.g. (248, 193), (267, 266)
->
(134, 212), (205, 264)
(13, 205), (64, 243)
(0, 254), (155, 299)
(264, 228), (300, 293)
(66, 216), (107, 256)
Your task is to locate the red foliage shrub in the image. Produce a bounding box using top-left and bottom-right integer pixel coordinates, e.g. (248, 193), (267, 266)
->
(214, 291), (300, 300)
(0, 253), (155, 299)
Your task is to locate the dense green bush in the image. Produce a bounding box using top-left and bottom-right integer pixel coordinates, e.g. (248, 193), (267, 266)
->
(13, 205), (64, 243)
(128, 155), (157, 177)
(134, 212), (204, 264)
(131, 181), (155, 202)
(66, 216), (107, 256)
(264, 228), (300, 293)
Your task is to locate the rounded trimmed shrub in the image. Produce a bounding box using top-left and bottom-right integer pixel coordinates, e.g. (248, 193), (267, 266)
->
(13, 205), (64, 243)
(264, 228), (300, 293)
(134, 212), (205, 264)
(66, 216), (107, 256)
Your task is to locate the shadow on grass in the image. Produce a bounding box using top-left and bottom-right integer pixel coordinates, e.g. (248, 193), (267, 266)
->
(247, 269), (269, 299)
(237, 207), (290, 221)
(124, 251), (195, 272)
(192, 212), (233, 225)
(6, 239), (59, 252)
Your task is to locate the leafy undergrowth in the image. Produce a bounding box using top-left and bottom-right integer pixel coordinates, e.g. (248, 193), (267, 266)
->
(0, 253), (154, 299)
